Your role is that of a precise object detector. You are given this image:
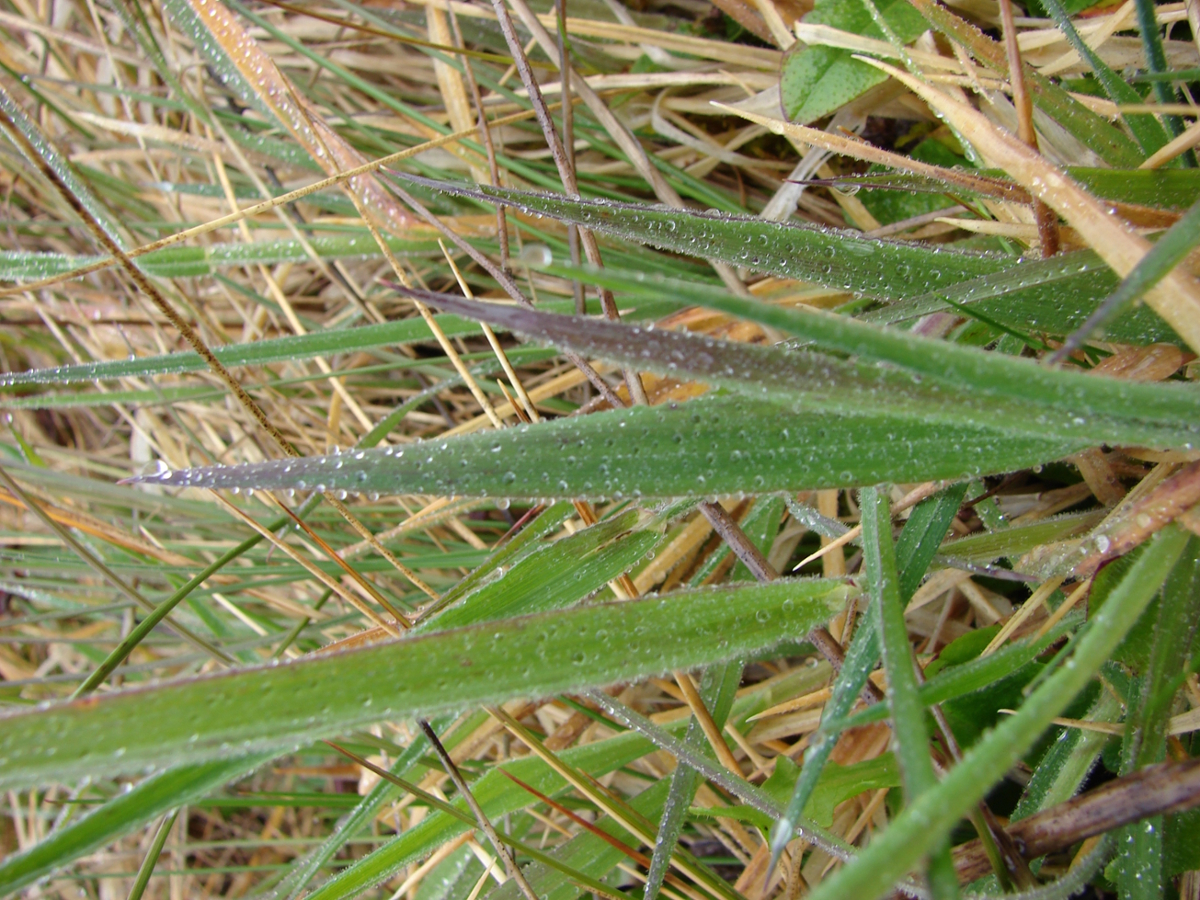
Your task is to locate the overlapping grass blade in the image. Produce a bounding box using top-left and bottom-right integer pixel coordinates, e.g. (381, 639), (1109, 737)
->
(534, 266), (1200, 441)
(407, 175), (1187, 345)
(400, 286), (1198, 449)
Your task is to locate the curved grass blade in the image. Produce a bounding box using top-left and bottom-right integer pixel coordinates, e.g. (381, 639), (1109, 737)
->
(804, 526), (1190, 900)
(0, 578), (851, 791)
(126, 395), (1087, 500)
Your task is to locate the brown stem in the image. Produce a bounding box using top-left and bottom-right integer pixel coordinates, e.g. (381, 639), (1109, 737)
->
(954, 757), (1200, 883)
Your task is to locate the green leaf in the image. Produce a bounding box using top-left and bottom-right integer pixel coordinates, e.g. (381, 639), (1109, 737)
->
(131, 396), (1087, 500)
(781, 0), (929, 123)
(0, 578), (850, 791)
(410, 176), (1184, 346)
(421, 508), (663, 631)
(861, 486), (958, 898)
(763, 753), (904, 832)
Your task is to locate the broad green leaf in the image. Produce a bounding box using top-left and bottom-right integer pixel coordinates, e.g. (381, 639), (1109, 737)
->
(0, 578), (850, 791)
(0, 755), (271, 896)
(129, 396), (1087, 500)
(804, 527), (1189, 900)
(781, 0), (929, 123)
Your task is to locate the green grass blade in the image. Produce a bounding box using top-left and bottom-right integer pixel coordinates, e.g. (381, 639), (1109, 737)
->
(537, 267), (1200, 447)
(1, 298), (670, 388)
(1041, 0), (1167, 156)
(270, 713), (454, 900)
(804, 526), (1190, 900)
(770, 483), (965, 862)
(405, 177), (1181, 345)
(865, 250), (1174, 347)
(1054, 195), (1200, 360)
(0, 578), (850, 791)
(125, 811), (179, 900)
(405, 287), (1191, 449)
(129, 396), (1087, 499)
(861, 486), (959, 899)
(486, 780), (669, 900)
(0, 755), (271, 895)
(0, 233), (441, 281)
(419, 508), (662, 631)
(404, 175), (1013, 300)
(300, 668), (817, 900)
(823, 614), (1082, 735)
